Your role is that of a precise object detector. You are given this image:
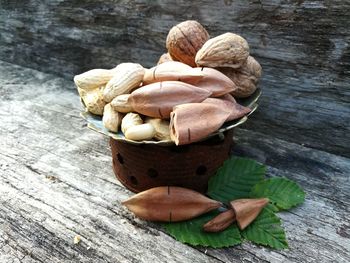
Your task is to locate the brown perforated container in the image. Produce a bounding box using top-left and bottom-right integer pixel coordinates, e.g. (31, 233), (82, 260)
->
(110, 130), (233, 193)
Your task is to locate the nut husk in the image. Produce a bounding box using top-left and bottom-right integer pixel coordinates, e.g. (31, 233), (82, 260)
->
(122, 186), (222, 222)
(166, 20), (209, 67)
(145, 118), (171, 141)
(74, 68), (116, 91)
(78, 85), (106, 116)
(102, 104), (123, 132)
(103, 63), (144, 102)
(110, 94), (134, 113)
(195, 33), (249, 68)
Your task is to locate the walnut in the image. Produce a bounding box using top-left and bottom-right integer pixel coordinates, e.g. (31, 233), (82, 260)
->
(166, 20), (209, 67)
(196, 33), (250, 68)
(219, 56), (262, 98)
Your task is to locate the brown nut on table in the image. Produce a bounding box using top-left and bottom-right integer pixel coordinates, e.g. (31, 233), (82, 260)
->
(122, 186), (222, 222)
(166, 20), (209, 67)
(203, 198), (269, 232)
(219, 56), (262, 98)
(195, 32), (249, 69)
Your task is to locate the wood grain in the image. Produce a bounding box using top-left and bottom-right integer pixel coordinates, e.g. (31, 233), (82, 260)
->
(0, 61), (349, 262)
(0, 1), (349, 156)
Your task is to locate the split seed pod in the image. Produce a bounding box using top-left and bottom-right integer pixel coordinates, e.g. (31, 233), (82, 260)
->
(121, 112), (143, 134)
(143, 61), (203, 85)
(145, 118), (171, 141)
(166, 20), (209, 67)
(103, 63), (145, 102)
(157, 53), (174, 65)
(111, 94), (134, 113)
(203, 209), (236, 233)
(230, 198), (269, 230)
(192, 67), (237, 97)
(122, 186), (222, 222)
(78, 86), (106, 116)
(219, 56), (262, 98)
(195, 33), (249, 68)
(102, 104), (123, 132)
(203, 198), (269, 232)
(170, 103), (231, 145)
(74, 68), (116, 91)
(128, 81), (212, 119)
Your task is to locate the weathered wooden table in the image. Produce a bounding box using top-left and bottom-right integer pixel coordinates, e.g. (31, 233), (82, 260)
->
(1, 1), (350, 262)
(1, 60), (349, 262)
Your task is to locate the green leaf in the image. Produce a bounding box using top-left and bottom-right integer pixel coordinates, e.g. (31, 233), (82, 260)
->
(242, 208), (288, 249)
(207, 157), (266, 203)
(163, 211), (241, 248)
(250, 177), (305, 211)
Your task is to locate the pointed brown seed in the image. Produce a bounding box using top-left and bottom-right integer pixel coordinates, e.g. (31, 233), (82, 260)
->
(203, 209), (236, 232)
(143, 61), (203, 85)
(230, 198), (269, 230)
(170, 103), (231, 145)
(192, 67), (237, 97)
(128, 81), (211, 119)
(122, 186), (222, 222)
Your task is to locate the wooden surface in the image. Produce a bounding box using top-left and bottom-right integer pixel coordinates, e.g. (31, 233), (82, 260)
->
(1, 61), (349, 262)
(1, 1), (350, 157)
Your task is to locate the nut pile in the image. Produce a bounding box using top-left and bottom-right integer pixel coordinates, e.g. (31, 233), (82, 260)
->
(74, 20), (262, 145)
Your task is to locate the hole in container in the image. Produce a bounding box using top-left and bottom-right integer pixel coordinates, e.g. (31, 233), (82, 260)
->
(117, 153), (124, 164)
(147, 168), (158, 178)
(130, 176), (138, 185)
(196, 165), (207, 176)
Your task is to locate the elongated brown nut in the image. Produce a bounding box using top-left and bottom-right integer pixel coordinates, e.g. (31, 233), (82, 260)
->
(121, 112), (143, 134)
(122, 186), (222, 222)
(143, 61), (203, 85)
(124, 123), (156, 141)
(103, 63), (144, 102)
(145, 118), (171, 141)
(102, 104), (123, 132)
(111, 94), (134, 113)
(128, 81), (211, 119)
(231, 198), (269, 230)
(203, 209), (236, 232)
(78, 86), (106, 115)
(170, 103), (231, 145)
(202, 97), (251, 122)
(74, 68), (116, 90)
(192, 67), (236, 97)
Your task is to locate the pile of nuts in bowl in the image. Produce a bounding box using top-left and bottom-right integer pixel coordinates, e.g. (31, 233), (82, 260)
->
(74, 20), (262, 145)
